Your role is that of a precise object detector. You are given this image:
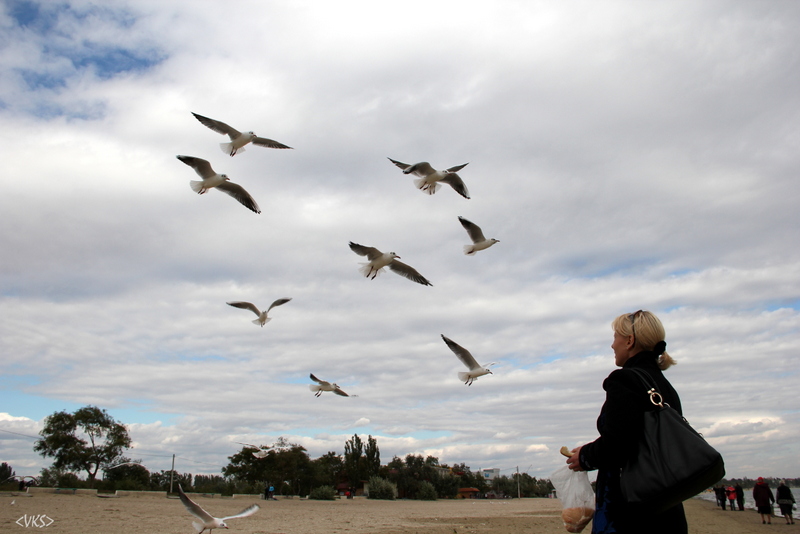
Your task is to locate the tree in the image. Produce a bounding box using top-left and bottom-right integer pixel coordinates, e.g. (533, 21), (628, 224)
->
(33, 405), (132, 487)
(364, 435), (381, 479)
(222, 440), (312, 495)
(102, 458), (150, 491)
(344, 434), (364, 488)
(0, 462), (15, 482)
(309, 451), (343, 489)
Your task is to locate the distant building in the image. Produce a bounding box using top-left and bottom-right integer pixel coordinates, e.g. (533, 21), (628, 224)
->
(458, 487), (480, 499)
(481, 468), (501, 481)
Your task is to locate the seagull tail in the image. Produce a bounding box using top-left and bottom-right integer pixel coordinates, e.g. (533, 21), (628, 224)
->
(414, 178), (439, 195)
(463, 245), (477, 256)
(309, 385), (322, 393)
(192, 521), (205, 533)
(219, 142), (243, 156)
(358, 263), (382, 279)
(458, 372), (472, 383)
(253, 317), (271, 326)
(189, 180), (205, 194)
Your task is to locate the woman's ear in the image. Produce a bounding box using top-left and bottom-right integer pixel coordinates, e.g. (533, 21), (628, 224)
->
(626, 335), (635, 349)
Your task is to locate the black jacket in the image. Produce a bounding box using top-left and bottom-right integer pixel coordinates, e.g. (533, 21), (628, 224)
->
(579, 350), (687, 534)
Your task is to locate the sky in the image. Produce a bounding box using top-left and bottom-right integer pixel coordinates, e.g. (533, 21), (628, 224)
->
(1, 0), (798, 483)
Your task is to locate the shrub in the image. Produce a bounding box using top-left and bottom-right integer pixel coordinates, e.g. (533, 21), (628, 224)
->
(367, 476), (396, 500)
(309, 485), (337, 500)
(416, 480), (437, 501)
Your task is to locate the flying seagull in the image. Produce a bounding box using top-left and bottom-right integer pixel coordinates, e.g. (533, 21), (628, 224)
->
(388, 158), (470, 199)
(192, 112), (292, 156)
(309, 373), (354, 397)
(458, 216), (500, 255)
(177, 484), (259, 533)
(441, 335), (496, 386)
(233, 442), (271, 459)
(226, 298), (292, 326)
(176, 155), (260, 214)
(348, 242), (432, 286)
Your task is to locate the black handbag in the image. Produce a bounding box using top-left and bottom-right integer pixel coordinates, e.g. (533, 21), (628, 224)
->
(619, 368), (725, 513)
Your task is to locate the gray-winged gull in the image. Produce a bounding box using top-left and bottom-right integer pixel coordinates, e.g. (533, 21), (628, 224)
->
(458, 216), (500, 255)
(192, 112), (292, 156)
(177, 484), (259, 533)
(309, 373), (355, 397)
(226, 298), (292, 326)
(441, 334), (496, 386)
(176, 155), (261, 214)
(348, 242), (432, 286)
(234, 442), (271, 459)
(388, 158), (470, 198)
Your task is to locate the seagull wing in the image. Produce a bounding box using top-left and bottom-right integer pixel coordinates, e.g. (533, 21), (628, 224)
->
(458, 216), (485, 243)
(388, 260), (433, 286)
(309, 373), (328, 385)
(191, 112), (241, 138)
(266, 298), (292, 313)
(234, 441), (260, 448)
(178, 485), (214, 523)
(387, 157), (410, 171)
(404, 161), (435, 177)
(333, 387), (350, 397)
(176, 155), (216, 179)
(441, 335), (481, 370)
(251, 136), (292, 149)
(227, 301), (262, 317)
(216, 181), (261, 214)
(446, 162), (469, 173)
(222, 504), (260, 521)
(441, 174), (470, 199)
(349, 242), (383, 261)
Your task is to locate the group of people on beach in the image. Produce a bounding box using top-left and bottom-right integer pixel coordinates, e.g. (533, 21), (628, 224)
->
(715, 478), (796, 525)
(751, 478), (796, 525)
(714, 483), (745, 511)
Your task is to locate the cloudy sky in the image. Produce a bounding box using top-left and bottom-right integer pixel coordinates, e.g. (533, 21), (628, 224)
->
(1, 0), (798, 483)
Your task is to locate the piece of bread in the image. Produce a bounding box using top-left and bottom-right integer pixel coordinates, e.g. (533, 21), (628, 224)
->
(561, 506), (594, 533)
(560, 446), (572, 457)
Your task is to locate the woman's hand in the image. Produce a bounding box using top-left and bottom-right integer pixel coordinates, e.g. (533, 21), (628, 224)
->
(566, 445), (584, 471)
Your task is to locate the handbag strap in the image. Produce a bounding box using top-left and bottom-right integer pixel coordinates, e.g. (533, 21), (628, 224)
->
(626, 368), (666, 408)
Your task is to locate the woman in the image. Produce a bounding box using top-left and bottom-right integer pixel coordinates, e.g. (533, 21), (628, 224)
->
(566, 310), (686, 534)
(753, 477), (775, 524)
(776, 480), (795, 525)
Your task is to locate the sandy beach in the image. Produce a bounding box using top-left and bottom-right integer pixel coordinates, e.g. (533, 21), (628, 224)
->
(2, 491), (791, 534)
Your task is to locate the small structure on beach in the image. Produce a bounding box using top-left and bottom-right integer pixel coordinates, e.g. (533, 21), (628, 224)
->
(458, 487), (480, 499)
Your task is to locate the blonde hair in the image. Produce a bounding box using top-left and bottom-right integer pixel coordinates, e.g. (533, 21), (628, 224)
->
(612, 310), (677, 370)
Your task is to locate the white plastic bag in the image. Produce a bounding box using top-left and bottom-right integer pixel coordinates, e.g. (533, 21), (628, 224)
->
(550, 465), (595, 533)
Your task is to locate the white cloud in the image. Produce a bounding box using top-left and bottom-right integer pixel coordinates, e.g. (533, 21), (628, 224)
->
(1, 0), (798, 483)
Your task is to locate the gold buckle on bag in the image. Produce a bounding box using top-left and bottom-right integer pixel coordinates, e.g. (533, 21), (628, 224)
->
(647, 388), (664, 407)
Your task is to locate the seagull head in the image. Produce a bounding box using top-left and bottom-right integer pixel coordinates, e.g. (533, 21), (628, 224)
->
(389, 252), (399, 259)
(221, 174), (230, 181)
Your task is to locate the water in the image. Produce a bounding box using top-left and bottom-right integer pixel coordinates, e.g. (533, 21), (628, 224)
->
(695, 486), (798, 512)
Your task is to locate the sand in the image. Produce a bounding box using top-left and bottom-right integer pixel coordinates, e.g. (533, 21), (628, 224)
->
(0, 491), (790, 533)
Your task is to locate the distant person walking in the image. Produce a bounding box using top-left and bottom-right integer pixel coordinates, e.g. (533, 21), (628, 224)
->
(714, 485), (726, 510)
(753, 477), (775, 524)
(776, 480), (796, 525)
(734, 483), (745, 511)
(726, 486), (737, 510)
